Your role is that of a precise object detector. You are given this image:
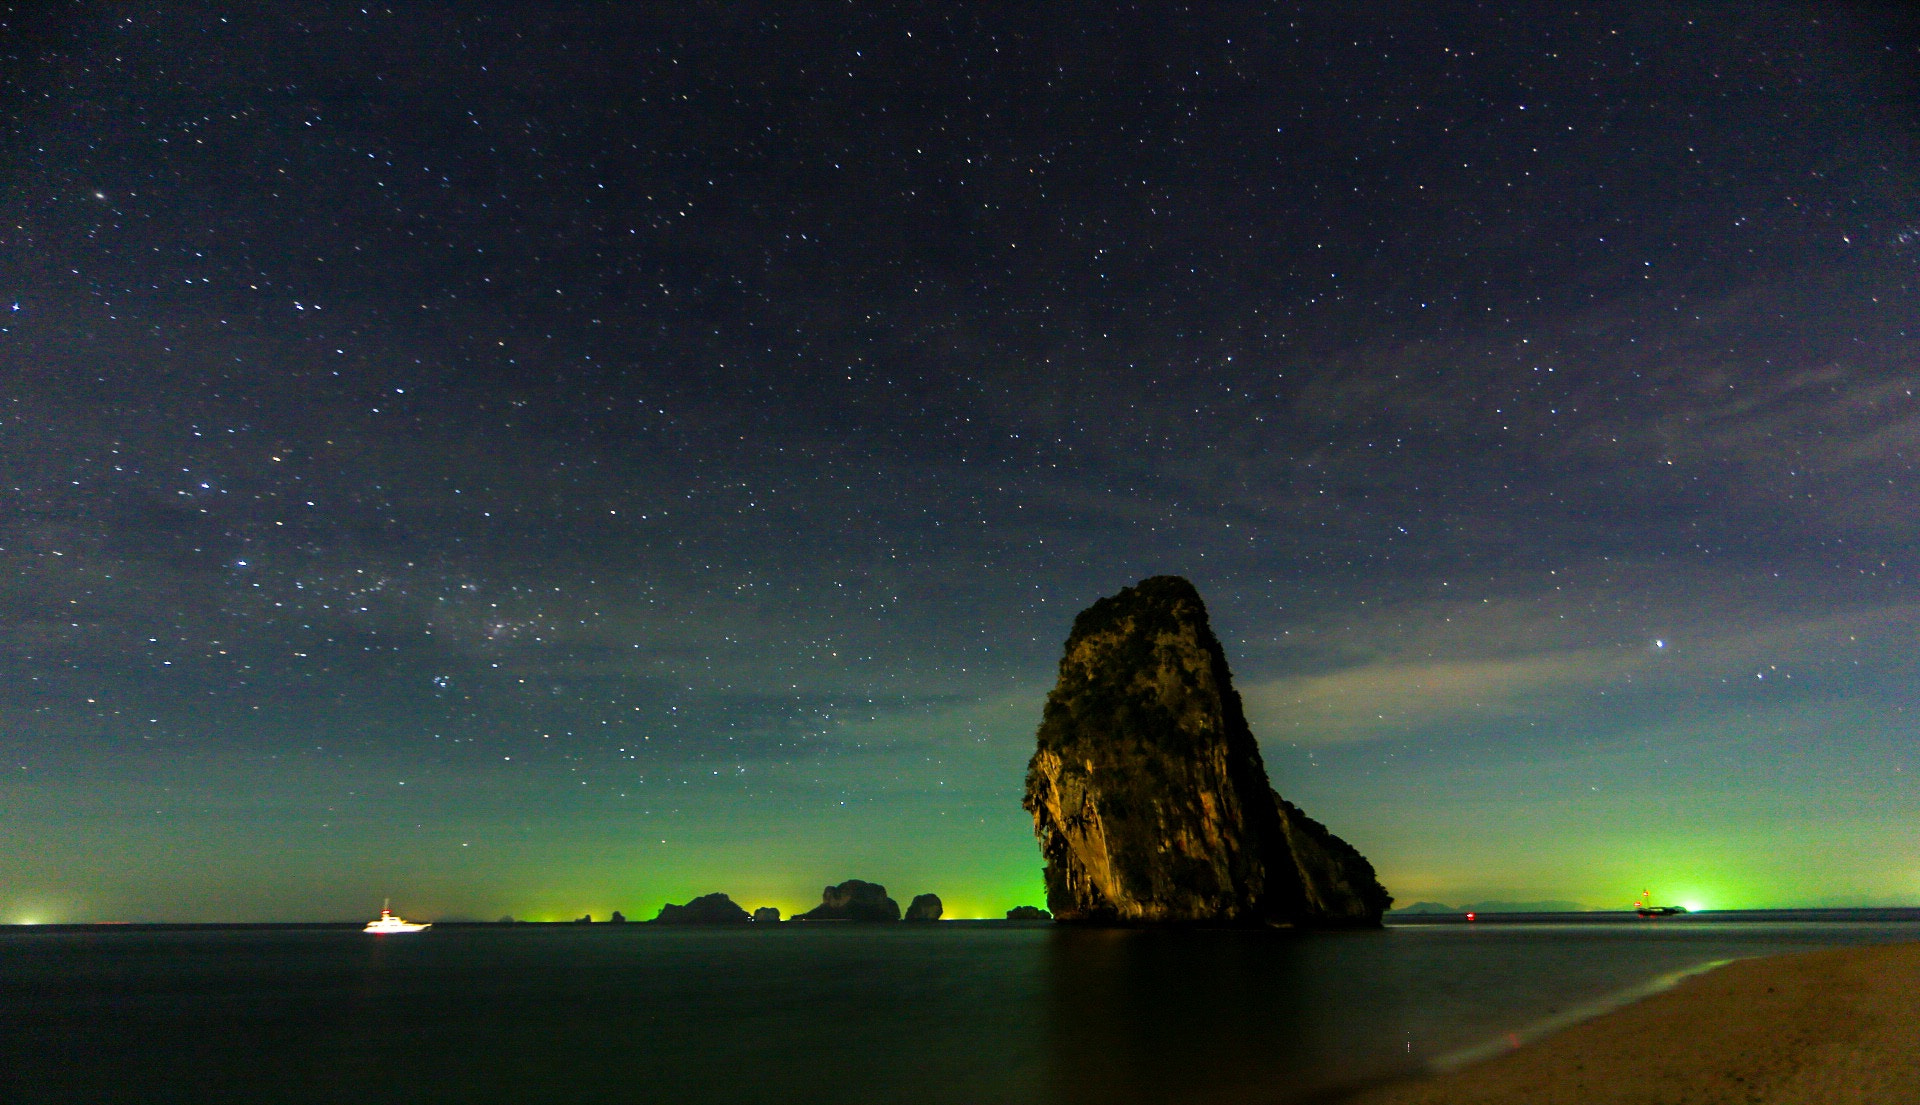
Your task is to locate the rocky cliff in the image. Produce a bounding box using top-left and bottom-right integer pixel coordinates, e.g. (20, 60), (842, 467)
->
(1022, 576), (1390, 927)
(904, 893), (943, 921)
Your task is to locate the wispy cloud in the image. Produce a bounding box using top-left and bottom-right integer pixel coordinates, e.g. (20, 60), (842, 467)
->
(1242, 646), (1642, 743)
(1239, 595), (1920, 746)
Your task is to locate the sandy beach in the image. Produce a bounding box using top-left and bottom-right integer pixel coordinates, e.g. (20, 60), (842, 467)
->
(1341, 940), (1920, 1105)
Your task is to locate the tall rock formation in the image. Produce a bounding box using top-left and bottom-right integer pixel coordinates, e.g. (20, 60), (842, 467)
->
(904, 893), (944, 922)
(1022, 576), (1391, 927)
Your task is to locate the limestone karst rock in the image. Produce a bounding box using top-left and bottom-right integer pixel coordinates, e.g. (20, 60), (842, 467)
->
(904, 893), (943, 921)
(752, 906), (781, 923)
(1022, 575), (1391, 927)
(792, 879), (901, 922)
(651, 893), (752, 924)
(1005, 905), (1052, 921)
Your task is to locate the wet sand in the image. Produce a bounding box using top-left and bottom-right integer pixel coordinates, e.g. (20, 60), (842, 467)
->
(1341, 940), (1920, 1105)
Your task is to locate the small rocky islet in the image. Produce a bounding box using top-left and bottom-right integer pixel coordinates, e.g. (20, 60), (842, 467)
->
(650, 893), (754, 924)
(792, 879), (901, 921)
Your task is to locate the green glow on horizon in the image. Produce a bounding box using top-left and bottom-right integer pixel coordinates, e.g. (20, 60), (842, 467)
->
(8, 690), (1918, 921)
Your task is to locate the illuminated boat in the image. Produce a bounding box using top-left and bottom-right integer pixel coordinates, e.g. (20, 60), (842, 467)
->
(1633, 889), (1685, 918)
(364, 899), (430, 933)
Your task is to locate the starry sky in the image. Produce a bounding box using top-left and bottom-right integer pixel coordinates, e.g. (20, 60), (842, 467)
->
(3, 3), (1917, 923)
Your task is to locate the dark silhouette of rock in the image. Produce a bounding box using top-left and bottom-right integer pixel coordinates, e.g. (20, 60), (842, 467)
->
(905, 893), (943, 921)
(608, 910), (626, 923)
(752, 906), (781, 923)
(575, 914), (593, 924)
(651, 893), (752, 924)
(1023, 576), (1391, 927)
(792, 879), (901, 922)
(1006, 905), (1052, 921)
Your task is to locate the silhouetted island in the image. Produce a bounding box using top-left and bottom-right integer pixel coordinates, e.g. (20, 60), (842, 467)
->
(752, 906), (781, 923)
(1006, 905), (1052, 921)
(792, 879), (901, 921)
(651, 893), (752, 924)
(1023, 576), (1392, 927)
(904, 893), (943, 921)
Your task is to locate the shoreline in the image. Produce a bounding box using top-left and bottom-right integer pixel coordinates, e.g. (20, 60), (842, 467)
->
(1337, 939), (1920, 1104)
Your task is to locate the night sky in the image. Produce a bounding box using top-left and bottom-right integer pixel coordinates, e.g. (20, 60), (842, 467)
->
(4, 3), (1917, 923)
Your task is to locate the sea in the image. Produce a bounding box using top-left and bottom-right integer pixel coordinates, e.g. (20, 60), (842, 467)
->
(4, 910), (1916, 1105)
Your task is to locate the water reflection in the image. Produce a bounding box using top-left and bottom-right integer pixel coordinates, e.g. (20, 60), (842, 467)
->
(1041, 927), (1419, 1105)
(8, 920), (1918, 1104)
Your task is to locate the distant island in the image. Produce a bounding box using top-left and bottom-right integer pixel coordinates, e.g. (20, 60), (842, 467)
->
(651, 893), (753, 924)
(645, 882), (958, 924)
(792, 879), (901, 922)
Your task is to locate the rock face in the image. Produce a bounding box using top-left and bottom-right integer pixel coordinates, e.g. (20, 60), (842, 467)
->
(1022, 576), (1391, 927)
(1006, 905), (1052, 921)
(793, 879), (901, 922)
(651, 893), (752, 924)
(752, 906), (781, 923)
(904, 893), (943, 921)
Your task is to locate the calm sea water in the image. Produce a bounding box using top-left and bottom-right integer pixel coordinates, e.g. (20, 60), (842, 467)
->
(4, 913), (1916, 1105)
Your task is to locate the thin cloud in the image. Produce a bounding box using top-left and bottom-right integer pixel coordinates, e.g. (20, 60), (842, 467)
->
(1240, 601), (1920, 746)
(1242, 647), (1642, 743)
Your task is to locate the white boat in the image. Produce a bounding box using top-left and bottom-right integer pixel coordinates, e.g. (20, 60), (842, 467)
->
(364, 898), (430, 933)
